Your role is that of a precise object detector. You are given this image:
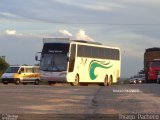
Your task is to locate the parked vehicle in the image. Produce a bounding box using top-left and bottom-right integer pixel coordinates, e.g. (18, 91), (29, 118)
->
(1, 66), (40, 85)
(129, 74), (145, 84)
(129, 76), (137, 84)
(144, 48), (160, 83)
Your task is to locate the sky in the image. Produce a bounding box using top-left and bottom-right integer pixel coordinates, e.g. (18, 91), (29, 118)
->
(0, 0), (160, 78)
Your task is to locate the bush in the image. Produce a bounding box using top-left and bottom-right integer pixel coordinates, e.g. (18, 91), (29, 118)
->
(0, 58), (9, 77)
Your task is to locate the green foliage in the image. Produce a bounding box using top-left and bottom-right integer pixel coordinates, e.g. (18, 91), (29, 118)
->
(0, 58), (9, 77)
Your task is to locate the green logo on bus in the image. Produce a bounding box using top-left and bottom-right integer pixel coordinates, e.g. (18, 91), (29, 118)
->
(89, 60), (113, 80)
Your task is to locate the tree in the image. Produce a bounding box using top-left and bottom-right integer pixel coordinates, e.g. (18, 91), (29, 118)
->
(0, 58), (9, 77)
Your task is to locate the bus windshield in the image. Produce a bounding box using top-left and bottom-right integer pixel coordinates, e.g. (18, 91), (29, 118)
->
(40, 54), (68, 72)
(6, 67), (20, 73)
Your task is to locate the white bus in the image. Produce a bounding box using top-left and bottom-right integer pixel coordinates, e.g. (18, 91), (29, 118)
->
(36, 38), (121, 86)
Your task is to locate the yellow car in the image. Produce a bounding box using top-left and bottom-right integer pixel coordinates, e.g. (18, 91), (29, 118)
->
(2, 66), (40, 85)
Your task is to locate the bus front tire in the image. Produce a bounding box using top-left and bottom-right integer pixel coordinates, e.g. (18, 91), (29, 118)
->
(100, 75), (112, 86)
(70, 74), (79, 86)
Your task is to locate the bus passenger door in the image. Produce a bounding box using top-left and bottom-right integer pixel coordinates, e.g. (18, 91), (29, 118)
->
(68, 44), (76, 72)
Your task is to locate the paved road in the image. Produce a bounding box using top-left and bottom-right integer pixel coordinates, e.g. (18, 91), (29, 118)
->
(0, 83), (159, 119)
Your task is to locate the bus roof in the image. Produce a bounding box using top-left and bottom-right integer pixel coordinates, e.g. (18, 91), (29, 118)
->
(71, 41), (120, 50)
(43, 38), (120, 50)
(43, 38), (70, 44)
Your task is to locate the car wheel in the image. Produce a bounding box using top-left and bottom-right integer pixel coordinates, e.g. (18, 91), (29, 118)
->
(34, 79), (39, 85)
(3, 81), (8, 85)
(15, 79), (20, 85)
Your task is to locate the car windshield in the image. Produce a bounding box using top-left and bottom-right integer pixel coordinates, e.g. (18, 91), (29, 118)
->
(40, 54), (68, 72)
(5, 67), (20, 73)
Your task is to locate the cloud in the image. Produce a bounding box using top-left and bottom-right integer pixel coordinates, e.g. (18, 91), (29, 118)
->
(0, 33), (41, 65)
(45, 29), (94, 42)
(0, 12), (19, 18)
(75, 29), (94, 41)
(84, 2), (124, 11)
(5, 29), (17, 35)
(54, 0), (124, 11)
(3, 29), (24, 36)
(58, 30), (72, 37)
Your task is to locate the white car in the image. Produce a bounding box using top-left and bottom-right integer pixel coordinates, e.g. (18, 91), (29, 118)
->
(129, 76), (137, 84)
(129, 74), (145, 84)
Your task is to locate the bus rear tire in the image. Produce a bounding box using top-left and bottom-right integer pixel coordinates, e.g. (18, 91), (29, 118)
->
(104, 75), (108, 86)
(99, 75), (108, 86)
(107, 76), (112, 86)
(70, 74), (79, 86)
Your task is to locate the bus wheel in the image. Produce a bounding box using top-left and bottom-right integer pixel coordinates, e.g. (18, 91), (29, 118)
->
(70, 74), (79, 86)
(15, 79), (20, 85)
(35, 79), (39, 85)
(103, 75), (108, 86)
(107, 76), (112, 86)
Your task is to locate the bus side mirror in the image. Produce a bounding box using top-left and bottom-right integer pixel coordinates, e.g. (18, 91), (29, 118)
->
(35, 52), (41, 61)
(35, 56), (38, 61)
(67, 57), (69, 61)
(67, 52), (70, 61)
